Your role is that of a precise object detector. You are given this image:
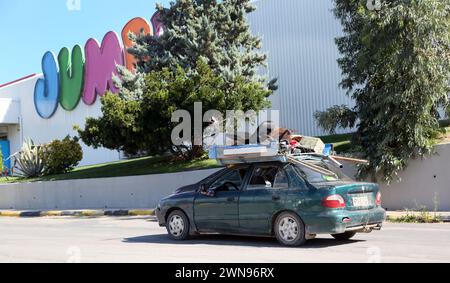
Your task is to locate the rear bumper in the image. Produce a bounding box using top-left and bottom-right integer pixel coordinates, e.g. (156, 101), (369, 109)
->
(305, 207), (386, 235)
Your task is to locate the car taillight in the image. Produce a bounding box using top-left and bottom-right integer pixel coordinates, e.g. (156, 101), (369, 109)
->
(376, 192), (382, 206)
(322, 195), (346, 209)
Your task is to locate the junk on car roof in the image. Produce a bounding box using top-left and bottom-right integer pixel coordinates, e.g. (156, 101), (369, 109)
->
(209, 134), (369, 170)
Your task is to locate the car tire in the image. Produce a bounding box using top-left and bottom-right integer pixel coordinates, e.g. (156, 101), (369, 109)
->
(331, 231), (357, 241)
(166, 210), (190, 241)
(274, 212), (307, 247)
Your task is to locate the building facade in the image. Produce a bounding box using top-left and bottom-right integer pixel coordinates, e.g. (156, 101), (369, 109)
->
(0, 0), (351, 168)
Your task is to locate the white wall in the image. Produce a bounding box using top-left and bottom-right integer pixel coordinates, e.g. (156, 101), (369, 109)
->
(1, 148), (450, 211)
(0, 169), (220, 210)
(340, 144), (450, 211)
(0, 98), (20, 124)
(249, 0), (353, 136)
(379, 144), (450, 212)
(0, 75), (120, 166)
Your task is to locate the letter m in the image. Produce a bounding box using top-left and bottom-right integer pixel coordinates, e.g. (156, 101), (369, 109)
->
(82, 31), (124, 105)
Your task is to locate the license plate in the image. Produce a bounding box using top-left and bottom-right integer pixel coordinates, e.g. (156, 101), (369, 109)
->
(352, 196), (370, 207)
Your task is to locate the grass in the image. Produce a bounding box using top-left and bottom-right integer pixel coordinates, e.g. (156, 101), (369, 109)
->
(387, 211), (443, 224)
(319, 133), (355, 153)
(0, 156), (221, 184)
(435, 126), (450, 145)
(320, 127), (450, 152)
(0, 133), (356, 184)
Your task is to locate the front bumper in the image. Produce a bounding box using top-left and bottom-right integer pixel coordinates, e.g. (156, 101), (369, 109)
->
(305, 207), (386, 235)
(155, 207), (166, 227)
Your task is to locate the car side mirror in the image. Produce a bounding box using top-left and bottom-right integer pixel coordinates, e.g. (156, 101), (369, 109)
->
(200, 185), (216, 197)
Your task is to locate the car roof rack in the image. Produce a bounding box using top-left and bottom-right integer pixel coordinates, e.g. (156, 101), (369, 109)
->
(209, 143), (287, 166)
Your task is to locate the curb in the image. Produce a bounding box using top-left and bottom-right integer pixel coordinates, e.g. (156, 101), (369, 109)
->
(0, 209), (155, 218)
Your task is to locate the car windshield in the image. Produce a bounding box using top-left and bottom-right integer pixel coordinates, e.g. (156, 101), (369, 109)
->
(292, 158), (352, 183)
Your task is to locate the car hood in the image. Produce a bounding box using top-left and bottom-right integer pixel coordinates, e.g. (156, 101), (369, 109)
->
(175, 184), (198, 194)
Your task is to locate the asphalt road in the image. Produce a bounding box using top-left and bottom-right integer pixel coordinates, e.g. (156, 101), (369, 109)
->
(0, 217), (449, 263)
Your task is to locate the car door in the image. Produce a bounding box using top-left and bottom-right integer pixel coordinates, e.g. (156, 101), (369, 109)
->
(193, 166), (250, 233)
(283, 164), (317, 213)
(238, 163), (289, 235)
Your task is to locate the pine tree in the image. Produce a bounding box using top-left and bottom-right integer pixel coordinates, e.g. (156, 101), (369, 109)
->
(123, 0), (277, 91)
(81, 0), (277, 159)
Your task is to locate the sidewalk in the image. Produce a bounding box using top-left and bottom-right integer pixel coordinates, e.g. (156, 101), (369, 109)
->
(0, 209), (155, 218)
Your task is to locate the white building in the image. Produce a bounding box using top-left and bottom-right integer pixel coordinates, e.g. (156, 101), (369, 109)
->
(0, 74), (121, 168)
(0, 0), (350, 169)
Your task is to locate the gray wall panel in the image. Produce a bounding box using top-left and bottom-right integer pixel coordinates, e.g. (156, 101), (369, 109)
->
(249, 0), (354, 136)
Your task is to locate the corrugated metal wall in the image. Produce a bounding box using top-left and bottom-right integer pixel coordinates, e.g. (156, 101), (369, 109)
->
(248, 0), (354, 136)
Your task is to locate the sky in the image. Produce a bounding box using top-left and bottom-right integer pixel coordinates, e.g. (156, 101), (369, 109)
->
(0, 0), (169, 85)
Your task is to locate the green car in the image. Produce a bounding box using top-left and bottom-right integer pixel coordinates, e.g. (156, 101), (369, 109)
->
(156, 155), (386, 246)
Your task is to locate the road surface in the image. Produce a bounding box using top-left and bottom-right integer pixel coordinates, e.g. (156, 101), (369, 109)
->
(0, 217), (449, 263)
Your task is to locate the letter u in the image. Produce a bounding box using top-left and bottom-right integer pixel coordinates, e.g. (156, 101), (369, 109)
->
(58, 45), (85, 111)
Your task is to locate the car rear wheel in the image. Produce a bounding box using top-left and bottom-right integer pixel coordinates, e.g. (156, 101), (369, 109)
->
(166, 210), (190, 241)
(331, 231), (357, 241)
(274, 212), (306, 247)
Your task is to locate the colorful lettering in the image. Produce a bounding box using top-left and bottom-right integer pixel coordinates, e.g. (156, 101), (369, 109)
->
(122, 17), (152, 71)
(34, 52), (60, 119)
(82, 31), (124, 105)
(58, 45), (85, 111)
(34, 11), (163, 118)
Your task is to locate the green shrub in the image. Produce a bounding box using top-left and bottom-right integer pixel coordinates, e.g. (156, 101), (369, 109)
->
(42, 136), (83, 175)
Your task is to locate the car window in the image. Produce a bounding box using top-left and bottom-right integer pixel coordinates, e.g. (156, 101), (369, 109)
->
(210, 167), (249, 191)
(248, 165), (288, 190)
(273, 169), (289, 189)
(293, 159), (352, 183)
(285, 164), (308, 190)
(199, 168), (227, 184)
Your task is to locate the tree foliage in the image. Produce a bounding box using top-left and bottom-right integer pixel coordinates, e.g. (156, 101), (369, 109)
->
(315, 0), (450, 182)
(314, 105), (357, 135)
(42, 136), (83, 176)
(123, 0), (276, 90)
(78, 60), (272, 159)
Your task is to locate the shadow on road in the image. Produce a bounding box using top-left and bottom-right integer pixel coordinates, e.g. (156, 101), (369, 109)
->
(123, 234), (365, 249)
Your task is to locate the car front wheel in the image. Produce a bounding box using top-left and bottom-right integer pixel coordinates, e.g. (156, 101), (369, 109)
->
(166, 210), (190, 240)
(274, 212), (306, 247)
(331, 231), (357, 241)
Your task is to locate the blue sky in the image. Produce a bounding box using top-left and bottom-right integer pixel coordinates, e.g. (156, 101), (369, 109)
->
(0, 0), (169, 84)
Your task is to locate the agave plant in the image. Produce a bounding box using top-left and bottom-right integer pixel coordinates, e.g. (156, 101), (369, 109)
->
(8, 139), (45, 178)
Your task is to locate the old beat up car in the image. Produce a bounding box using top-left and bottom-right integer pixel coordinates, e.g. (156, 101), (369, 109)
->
(156, 147), (386, 247)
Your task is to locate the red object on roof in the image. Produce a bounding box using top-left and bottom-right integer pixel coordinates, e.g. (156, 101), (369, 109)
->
(0, 74), (37, 89)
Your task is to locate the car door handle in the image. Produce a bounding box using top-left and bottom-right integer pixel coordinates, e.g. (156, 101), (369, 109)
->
(272, 195), (281, 201)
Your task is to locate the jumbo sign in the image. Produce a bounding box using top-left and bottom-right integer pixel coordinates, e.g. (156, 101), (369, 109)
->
(34, 12), (164, 119)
